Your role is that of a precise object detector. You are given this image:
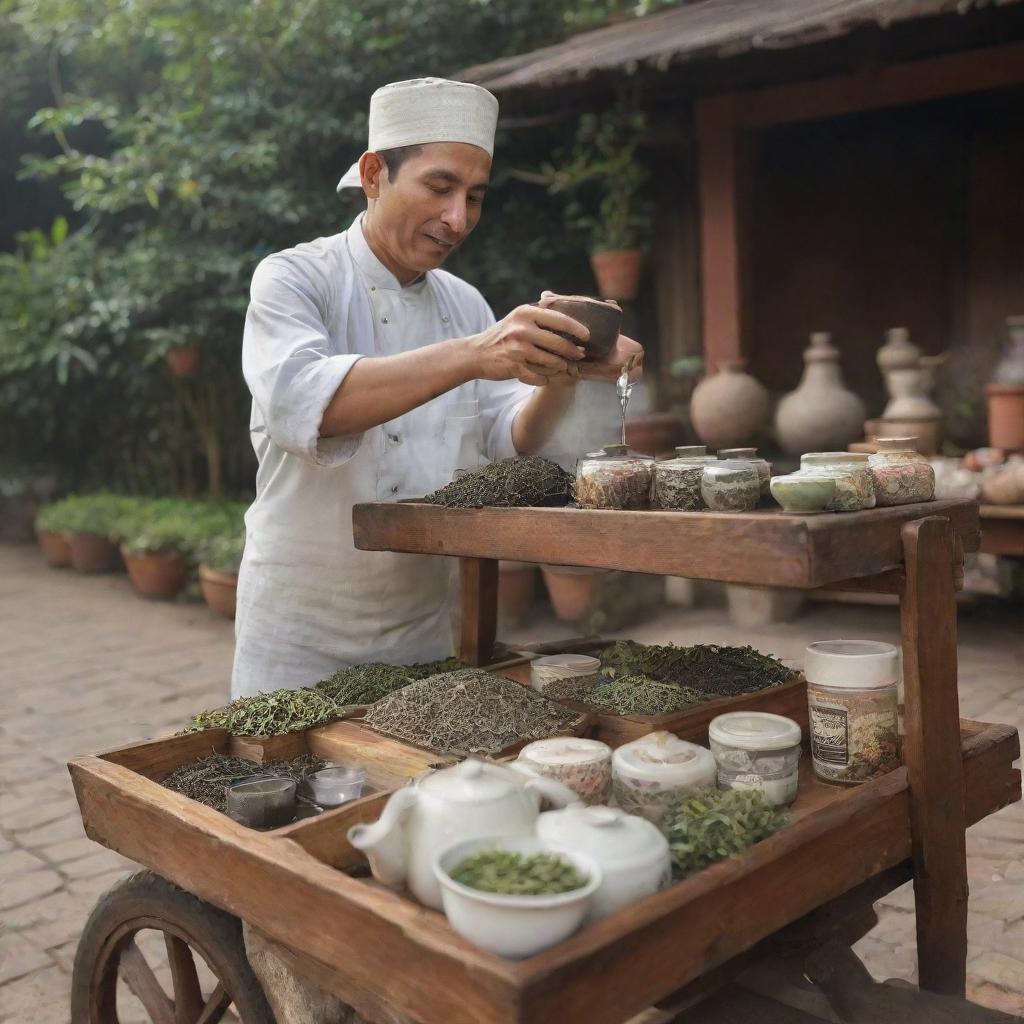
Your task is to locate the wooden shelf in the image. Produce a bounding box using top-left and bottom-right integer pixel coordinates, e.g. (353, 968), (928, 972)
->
(68, 717), (1020, 1024)
(352, 499), (980, 589)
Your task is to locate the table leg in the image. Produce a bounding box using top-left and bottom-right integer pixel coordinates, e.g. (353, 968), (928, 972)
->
(900, 516), (968, 995)
(458, 557), (498, 667)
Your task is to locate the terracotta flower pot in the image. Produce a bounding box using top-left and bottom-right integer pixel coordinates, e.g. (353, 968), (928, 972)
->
(497, 561), (537, 628)
(35, 527), (72, 568)
(166, 344), (201, 379)
(199, 563), (238, 618)
(624, 413), (686, 457)
(122, 548), (187, 599)
(590, 249), (643, 302)
(66, 531), (119, 573)
(542, 566), (607, 622)
(987, 385), (1024, 452)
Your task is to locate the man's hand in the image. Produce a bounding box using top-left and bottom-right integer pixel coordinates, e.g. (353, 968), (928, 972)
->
(468, 304), (588, 387)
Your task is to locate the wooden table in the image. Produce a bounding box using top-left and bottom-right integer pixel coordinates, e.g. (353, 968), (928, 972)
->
(67, 498), (1021, 1024)
(980, 503), (1024, 557)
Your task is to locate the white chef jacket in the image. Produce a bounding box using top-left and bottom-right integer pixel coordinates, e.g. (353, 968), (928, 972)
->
(231, 214), (532, 697)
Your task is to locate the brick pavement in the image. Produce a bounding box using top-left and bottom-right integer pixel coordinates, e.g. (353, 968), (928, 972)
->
(1, 542), (1022, 1021)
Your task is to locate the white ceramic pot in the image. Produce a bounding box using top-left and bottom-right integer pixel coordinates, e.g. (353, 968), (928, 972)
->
(434, 835), (601, 958)
(516, 737), (612, 805)
(536, 804), (670, 920)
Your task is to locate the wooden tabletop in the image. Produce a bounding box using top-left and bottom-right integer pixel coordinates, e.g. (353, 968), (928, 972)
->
(352, 499), (980, 589)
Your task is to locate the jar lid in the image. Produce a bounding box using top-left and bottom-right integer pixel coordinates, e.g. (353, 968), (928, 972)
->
(532, 653), (601, 675)
(874, 437), (919, 453)
(674, 445), (707, 457)
(708, 712), (801, 751)
(583, 444), (653, 462)
(719, 448), (758, 458)
(518, 737), (610, 768)
(612, 731), (717, 785)
(804, 640), (899, 689)
(536, 804), (668, 866)
(802, 452), (869, 465)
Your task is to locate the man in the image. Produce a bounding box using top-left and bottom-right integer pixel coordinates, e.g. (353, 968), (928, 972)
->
(233, 77), (641, 699)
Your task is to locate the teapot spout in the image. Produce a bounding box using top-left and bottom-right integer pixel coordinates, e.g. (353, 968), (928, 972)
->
(347, 785), (418, 889)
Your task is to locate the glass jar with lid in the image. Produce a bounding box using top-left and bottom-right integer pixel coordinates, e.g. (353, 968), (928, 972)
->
(718, 447), (772, 498)
(799, 452), (875, 511)
(575, 444), (654, 510)
(700, 462), (760, 512)
(652, 446), (718, 510)
(868, 437), (935, 506)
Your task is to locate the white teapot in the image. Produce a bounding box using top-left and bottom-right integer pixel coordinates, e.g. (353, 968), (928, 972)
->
(347, 759), (578, 909)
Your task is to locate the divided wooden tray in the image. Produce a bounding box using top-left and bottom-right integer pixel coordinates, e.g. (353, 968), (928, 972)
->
(69, 714), (1020, 1024)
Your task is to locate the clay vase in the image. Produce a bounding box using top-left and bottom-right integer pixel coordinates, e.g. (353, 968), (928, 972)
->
(166, 344), (201, 379)
(122, 548), (187, 599)
(590, 250), (643, 302)
(66, 531), (119, 573)
(876, 326), (921, 379)
(542, 566), (607, 622)
(775, 333), (866, 456)
(35, 527), (71, 568)
(690, 361), (770, 450)
(199, 563), (238, 618)
(987, 385), (1024, 452)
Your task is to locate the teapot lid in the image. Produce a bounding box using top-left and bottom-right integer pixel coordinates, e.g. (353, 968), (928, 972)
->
(418, 759), (518, 803)
(537, 804), (668, 865)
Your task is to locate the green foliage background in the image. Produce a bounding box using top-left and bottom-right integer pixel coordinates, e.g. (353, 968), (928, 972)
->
(0, 0), (664, 497)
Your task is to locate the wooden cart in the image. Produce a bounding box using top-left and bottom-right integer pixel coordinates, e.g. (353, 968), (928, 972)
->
(68, 498), (1022, 1023)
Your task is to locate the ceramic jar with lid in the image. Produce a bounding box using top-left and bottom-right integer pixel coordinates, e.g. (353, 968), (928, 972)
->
(804, 640), (901, 786)
(611, 731), (717, 825)
(799, 453), (876, 511)
(575, 444), (654, 510)
(537, 803), (671, 920)
(517, 737), (613, 805)
(652, 448), (718, 510)
(708, 712), (802, 806)
(868, 437), (935, 506)
(700, 462), (760, 512)
(718, 447), (772, 497)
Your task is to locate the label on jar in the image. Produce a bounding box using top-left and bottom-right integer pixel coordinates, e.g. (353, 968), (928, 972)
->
(808, 685), (900, 784)
(718, 770), (799, 806)
(809, 701), (849, 767)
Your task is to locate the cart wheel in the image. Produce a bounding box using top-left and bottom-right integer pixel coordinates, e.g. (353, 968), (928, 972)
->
(71, 870), (276, 1024)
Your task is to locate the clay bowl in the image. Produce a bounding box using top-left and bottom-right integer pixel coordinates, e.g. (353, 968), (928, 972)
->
(544, 297), (622, 362)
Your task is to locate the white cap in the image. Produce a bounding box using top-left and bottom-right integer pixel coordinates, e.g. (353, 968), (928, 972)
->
(708, 712), (802, 752)
(804, 640), (899, 689)
(337, 78), (499, 192)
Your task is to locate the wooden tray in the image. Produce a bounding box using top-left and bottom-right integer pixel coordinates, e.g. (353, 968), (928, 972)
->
(68, 717), (1019, 1024)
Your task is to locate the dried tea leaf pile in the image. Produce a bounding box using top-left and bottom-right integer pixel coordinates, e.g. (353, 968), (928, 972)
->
(424, 456), (572, 508)
(364, 668), (579, 756)
(162, 753), (327, 812)
(183, 687), (342, 737)
(316, 657), (465, 706)
(585, 676), (705, 716)
(600, 641), (792, 697)
(451, 849), (587, 896)
(661, 788), (788, 878)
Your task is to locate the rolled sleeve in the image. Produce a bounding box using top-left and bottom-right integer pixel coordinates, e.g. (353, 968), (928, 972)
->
(243, 258), (365, 467)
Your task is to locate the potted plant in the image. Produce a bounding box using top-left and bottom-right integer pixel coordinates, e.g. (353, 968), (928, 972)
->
(33, 501), (72, 568)
(533, 106), (653, 301)
(53, 493), (135, 573)
(198, 530), (245, 618)
(118, 505), (191, 599)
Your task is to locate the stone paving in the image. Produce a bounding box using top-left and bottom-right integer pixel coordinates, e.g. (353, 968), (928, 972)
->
(1, 542), (1022, 1022)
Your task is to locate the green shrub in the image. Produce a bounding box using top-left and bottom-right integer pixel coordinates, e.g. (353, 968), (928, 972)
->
(35, 492), (141, 536)
(198, 532), (245, 575)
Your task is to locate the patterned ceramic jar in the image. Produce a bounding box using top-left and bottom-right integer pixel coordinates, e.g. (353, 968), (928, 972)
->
(700, 462), (759, 512)
(718, 448), (772, 498)
(575, 444), (654, 510)
(799, 453), (876, 512)
(867, 437), (935, 506)
(652, 450), (718, 510)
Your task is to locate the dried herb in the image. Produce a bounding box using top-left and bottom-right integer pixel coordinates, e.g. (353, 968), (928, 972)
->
(364, 668), (580, 756)
(424, 456), (572, 508)
(600, 641), (792, 697)
(161, 753), (327, 812)
(535, 673), (603, 701)
(314, 657), (464, 706)
(451, 849), (587, 896)
(183, 686), (343, 737)
(584, 675), (705, 716)
(661, 788), (788, 878)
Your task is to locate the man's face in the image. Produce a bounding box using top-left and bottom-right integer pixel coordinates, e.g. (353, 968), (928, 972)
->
(364, 142), (491, 280)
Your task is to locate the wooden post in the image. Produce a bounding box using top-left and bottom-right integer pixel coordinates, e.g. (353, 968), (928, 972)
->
(695, 94), (747, 371)
(458, 556), (498, 667)
(900, 516), (968, 995)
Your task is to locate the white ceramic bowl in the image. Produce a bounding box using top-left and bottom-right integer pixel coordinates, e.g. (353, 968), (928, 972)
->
(434, 835), (601, 959)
